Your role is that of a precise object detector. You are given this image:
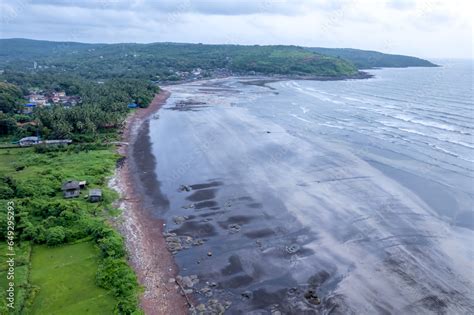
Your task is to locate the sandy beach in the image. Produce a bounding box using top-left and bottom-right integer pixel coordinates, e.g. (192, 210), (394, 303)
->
(110, 90), (188, 315)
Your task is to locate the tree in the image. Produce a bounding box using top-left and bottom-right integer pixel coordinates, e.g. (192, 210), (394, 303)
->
(0, 113), (18, 135)
(0, 82), (23, 114)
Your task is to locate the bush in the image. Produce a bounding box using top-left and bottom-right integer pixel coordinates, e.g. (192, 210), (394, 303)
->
(98, 234), (126, 259)
(96, 257), (140, 314)
(0, 176), (16, 199)
(45, 226), (66, 246)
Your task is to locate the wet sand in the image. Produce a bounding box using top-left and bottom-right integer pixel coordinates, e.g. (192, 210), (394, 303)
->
(145, 76), (474, 314)
(111, 91), (188, 315)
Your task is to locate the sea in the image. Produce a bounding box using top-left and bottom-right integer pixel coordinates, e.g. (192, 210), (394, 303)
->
(147, 59), (473, 314)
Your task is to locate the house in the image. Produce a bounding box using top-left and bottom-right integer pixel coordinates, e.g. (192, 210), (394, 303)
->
(23, 103), (36, 114)
(62, 180), (80, 198)
(19, 136), (40, 146)
(88, 189), (102, 202)
(79, 180), (87, 189)
(128, 103), (138, 109)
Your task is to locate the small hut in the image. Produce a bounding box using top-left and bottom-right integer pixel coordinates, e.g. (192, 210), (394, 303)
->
(62, 180), (80, 198)
(88, 189), (102, 202)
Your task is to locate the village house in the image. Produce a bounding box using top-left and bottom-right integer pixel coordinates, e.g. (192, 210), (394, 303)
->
(25, 90), (81, 108)
(88, 189), (102, 202)
(19, 136), (40, 146)
(62, 180), (80, 198)
(22, 103), (36, 114)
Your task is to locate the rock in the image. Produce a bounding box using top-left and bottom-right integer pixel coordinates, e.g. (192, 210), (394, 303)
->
(200, 287), (213, 297)
(163, 231), (177, 237)
(228, 223), (241, 233)
(193, 239), (205, 246)
(196, 304), (206, 312)
(286, 244), (300, 254)
(179, 184), (192, 192)
(180, 276), (193, 288)
(173, 216), (188, 224)
(165, 235), (182, 252)
(304, 289), (321, 305)
(241, 290), (253, 300)
(180, 275), (199, 288)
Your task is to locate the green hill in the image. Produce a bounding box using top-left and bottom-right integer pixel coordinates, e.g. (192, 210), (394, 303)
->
(307, 47), (437, 69)
(0, 39), (359, 80)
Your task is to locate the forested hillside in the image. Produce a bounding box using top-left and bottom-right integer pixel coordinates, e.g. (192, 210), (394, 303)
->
(308, 47), (437, 69)
(0, 39), (359, 80)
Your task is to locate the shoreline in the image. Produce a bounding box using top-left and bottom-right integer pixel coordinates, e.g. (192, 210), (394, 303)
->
(159, 71), (373, 86)
(111, 90), (188, 314)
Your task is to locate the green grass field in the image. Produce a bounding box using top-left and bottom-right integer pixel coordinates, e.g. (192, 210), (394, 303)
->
(29, 242), (116, 314)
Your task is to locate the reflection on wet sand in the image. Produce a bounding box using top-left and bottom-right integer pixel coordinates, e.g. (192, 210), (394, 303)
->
(146, 75), (474, 314)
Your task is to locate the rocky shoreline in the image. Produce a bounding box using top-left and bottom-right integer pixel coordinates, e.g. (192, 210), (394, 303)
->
(110, 90), (188, 315)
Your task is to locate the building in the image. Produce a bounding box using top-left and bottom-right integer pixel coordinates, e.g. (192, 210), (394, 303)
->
(23, 103), (36, 114)
(88, 189), (102, 202)
(19, 136), (40, 146)
(62, 180), (80, 198)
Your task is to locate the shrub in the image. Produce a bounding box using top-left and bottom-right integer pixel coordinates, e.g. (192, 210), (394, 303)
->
(98, 234), (126, 259)
(45, 226), (66, 246)
(96, 257), (140, 314)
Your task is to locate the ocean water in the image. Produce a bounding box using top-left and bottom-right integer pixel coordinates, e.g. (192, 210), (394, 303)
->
(149, 60), (473, 314)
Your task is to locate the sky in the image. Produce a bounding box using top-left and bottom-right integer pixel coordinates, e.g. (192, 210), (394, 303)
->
(0, 0), (472, 59)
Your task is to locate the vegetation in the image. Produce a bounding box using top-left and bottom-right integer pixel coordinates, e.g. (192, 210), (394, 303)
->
(0, 147), (142, 314)
(0, 75), (158, 138)
(308, 47), (438, 69)
(0, 39), (161, 315)
(29, 242), (116, 314)
(0, 242), (31, 313)
(0, 39), (359, 81)
(0, 82), (23, 114)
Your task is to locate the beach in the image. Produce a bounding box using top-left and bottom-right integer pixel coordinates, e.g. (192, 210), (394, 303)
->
(111, 61), (473, 314)
(144, 63), (473, 314)
(111, 90), (188, 315)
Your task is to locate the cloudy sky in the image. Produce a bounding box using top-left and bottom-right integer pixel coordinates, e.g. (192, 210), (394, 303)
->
(0, 0), (472, 59)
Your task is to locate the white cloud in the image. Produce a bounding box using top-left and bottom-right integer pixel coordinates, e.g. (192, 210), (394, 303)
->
(0, 0), (472, 58)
